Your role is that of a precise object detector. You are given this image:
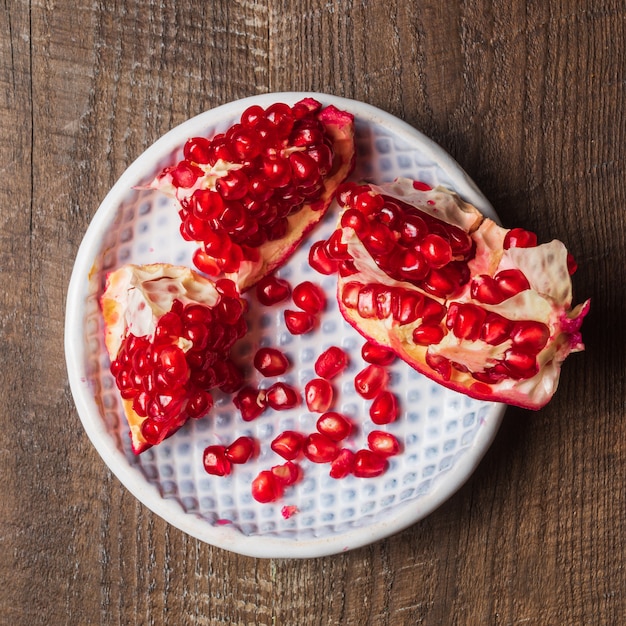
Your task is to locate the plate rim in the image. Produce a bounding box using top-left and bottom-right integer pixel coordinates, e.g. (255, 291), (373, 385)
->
(65, 92), (505, 559)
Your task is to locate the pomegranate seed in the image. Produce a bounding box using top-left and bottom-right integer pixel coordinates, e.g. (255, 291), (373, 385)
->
(341, 281), (361, 309)
(367, 430), (401, 457)
(271, 431), (305, 460)
(303, 433), (340, 463)
(447, 302), (487, 341)
(503, 227), (537, 249)
(265, 382), (300, 410)
(233, 386), (267, 421)
(316, 412), (353, 442)
(184, 136), (212, 163)
(203, 445), (232, 476)
(425, 352), (452, 380)
(251, 470), (283, 503)
(419, 233), (453, 268)
(253, 347), (290, 377)
(352, 449), (388, 478)
(284, 310), (316, 335)
(412, 180), (432, 191)
(292, 281), (326, 314)
(503, 349), (539, 379)
(255, 275), (291, 306)
(391, 290), (424, 324)
(393, 248), (430, 281)
(399, 213), (428, 244)
(271, 461), (300, 486)
(471, 275), (505, 305)
(170, 161), (202, 188)
(369, 391), (400, 425)
(341, 207), (370, 236)
(314, 346), (349, 379)
(225, 436), (255, 464)
(309, 240), (339, 274)
(186, 389), (213, 418)
(329, 448), (356, 479)
(566, 253), (578, 275)
(510, 320), (550, 352)
(354, 364), (388, 399)
(480, 312), (513, 345)
(361, 341), (396, 366)
(494, 269), (531, 299)
(412, 323), (445, 345)
(305, 378), (334, 413)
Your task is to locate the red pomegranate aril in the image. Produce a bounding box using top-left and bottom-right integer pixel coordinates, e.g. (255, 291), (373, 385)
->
(356, 284), (379, 319)
(361, 341), (396, 366)
(419, 233), (453, 268)
(271, 430), (305, 460)
(190, 189), (224, 220)
(421, 297), (446, 323)
(203, 445), (232, 477)
(412, 323), (445, 345)
(184, 136), (212, 163)
(255, 274), (291, 306)
(354, 364), (388, 399)
(364, 222), (395, 255)
(425, 352), (452, 381)
(271, 461), (300, 486)
(341, 208), (370, 236)
(303, 433), (340, 463)
(265, 382), (300, 410)
(225, 436), (255, 464)
(306, 143), (334, 175)
(422, 266), (463, 298)
(251, 470), (283, 503)
(284, 309), (316, 335)
(503, 349), (539, 379)
(314, 346), (349, 379)
(367, 430), (401, 457)
(292, 281), (326, 314)
(494, 269), (531, 298)
(325, 230), (350, 260)
(253, 347), (290, 377)
(394, 248), (430, 281)
(289, 151), (320, 186)
(369, 390), (399, 425)
(240, 104), (265, 128)
(305, 378), (334, 413)
(233, 386), (267, 421)
(567, 253), (578, 275)
(329, 448), (356, 479)
(186, 389), (213, 418)
(399, 213), (428, 244)
(510, 320), (550, 352)
(480, 312), (513, 345)
(447, 302), (487, 341)
(504, 227), (538, 249)
(170, 161), (202, 188)
(263, 155), (292, 188)
(316, 412), (353, 442)
(392, 290), (425, 325)
(309, 240), (339, 275)
(471, 275), (506, 305)
(352, 449), (388, 478)
(353, 190), (384, 215)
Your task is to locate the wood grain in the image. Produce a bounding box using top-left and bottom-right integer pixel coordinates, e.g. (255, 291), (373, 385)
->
(1, 0), (624, 624)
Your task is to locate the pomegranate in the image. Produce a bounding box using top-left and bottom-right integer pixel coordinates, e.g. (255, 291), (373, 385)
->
(325, 178), (589, 409)
(149, 98), (355, 291)
(101, 264), (247, 453)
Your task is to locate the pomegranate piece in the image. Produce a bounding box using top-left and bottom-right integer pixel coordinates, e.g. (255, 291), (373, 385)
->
(150, 98), (355, 291)
(101, 264), (248, 453)
(354, 364), (389, 399)
(352, 449), (388, 478)
(303, 432), (340, 463)
(284, 309), (316, 335)
(203, 445), (232, 476)
(255, 275), (291, 306)
(316, 412), (353, 442)
(332, 178), (589, 409)
(304, 378), (334, 413)
(271, 461), (300, 486)
(253, 347), (290, 377)
(265, 382), (300, 410)
(271, 430), (305, 460)
(314, 346), (349, 379)
(292, 280), (326, 314)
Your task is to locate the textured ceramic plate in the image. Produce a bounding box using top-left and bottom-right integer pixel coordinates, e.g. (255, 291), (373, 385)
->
(65, 93), (505, 558)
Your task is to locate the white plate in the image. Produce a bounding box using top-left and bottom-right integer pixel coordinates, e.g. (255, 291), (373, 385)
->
(65, 93), (505, 558)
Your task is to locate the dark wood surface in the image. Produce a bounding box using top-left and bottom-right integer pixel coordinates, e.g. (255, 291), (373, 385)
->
(1, 1), (624, 624)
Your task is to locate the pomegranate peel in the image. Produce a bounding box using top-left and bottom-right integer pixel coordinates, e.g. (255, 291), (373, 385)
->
(332, 179), (589, 409)
(149, 98), (355, 292)
(101, 264), (247, 453)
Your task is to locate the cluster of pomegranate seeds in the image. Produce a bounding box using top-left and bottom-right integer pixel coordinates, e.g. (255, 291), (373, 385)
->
(203, 436), (256, 476)
(110, 289), (247, 447)
(158, 99), (341, 277)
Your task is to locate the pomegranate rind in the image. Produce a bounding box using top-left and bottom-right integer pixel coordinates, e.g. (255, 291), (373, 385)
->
(335, 179), (589, 409)
(150, 100), (355, 292)
(101, 263), (230, 453)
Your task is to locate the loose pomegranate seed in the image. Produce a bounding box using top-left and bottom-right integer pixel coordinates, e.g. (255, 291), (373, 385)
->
(367, 430), (401, 457)
(352, 449), (388, 478)
(309, 240), (339, 274)
(329, 448), (356, 479)
(253, 347), (290, 377)
(316, 412), (353, 442)
(354, 364), (388, 399)
(292, 281), (326, 314)
(233, 386), (267, 421)
(314, 346), (349, 379)
(225, 436), (255, 464)
(256, 275), (291, 306)
(271, 431), (305, 460)
(369, 390), (399, 425)
(304, 378), (334, 413)
(251, 470), (283, 503)
(203, 445), (232, 476)
(503, 227), (538, 249)
(303, 433), (340, 463)
(284, 310), (316, 335)
(361, 341), (396, 366)
(265, 382), (300, 410)
(271, 461), (300, 486)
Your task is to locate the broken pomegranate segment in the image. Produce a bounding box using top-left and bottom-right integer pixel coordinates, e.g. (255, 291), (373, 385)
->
(328, 178), (589, 409)
(150, 98), (355, 291)
(101, 264), (247, 453)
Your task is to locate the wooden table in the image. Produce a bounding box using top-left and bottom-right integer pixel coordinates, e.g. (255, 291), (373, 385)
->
(1, 1), (623, 623)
